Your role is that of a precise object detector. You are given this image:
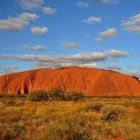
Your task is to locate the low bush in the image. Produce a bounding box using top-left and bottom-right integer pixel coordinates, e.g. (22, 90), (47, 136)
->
(28, 88), (86, 102)
(66, 91), (85, 101)
(101, 105), (128, 121)
(47, 87), (66, 101)
(28, 90), (48, 102)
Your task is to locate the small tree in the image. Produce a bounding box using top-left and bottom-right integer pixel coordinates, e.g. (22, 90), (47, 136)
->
(47, 87), (66, 101)
(28, 90), (48, 102)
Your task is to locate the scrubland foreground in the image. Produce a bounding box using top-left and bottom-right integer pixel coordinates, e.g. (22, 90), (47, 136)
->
(0, 92), (140, 140)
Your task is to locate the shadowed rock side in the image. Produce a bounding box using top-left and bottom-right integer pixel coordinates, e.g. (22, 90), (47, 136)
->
(0, 67), (140, 96)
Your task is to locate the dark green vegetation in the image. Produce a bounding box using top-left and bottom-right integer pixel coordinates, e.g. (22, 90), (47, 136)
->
(0, 89), (140, 140)
(28, 87), (85, 102)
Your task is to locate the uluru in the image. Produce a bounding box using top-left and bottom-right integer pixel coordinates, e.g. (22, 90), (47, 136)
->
(0, 67), (140, 96)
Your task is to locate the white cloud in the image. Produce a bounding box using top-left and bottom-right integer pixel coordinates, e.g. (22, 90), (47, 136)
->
(96, 28), (117, 41)
(98, 0), (119, 4)
(0, 49), (128, 69)
(62, 42), (80, 48)
(0, 49), (128, 74)
(0, 12), (38, 31)
(0, 65), (17, 74)
(78, 63), (97, 68)
(76, 2), (89, 8)
(19, 12), (38, 20)
(21, 0), (44, 9)
(43, 7), (57, 15)
(1, 55), (38, 61)
(106, 64), (122, 70)
(23, 44), (47, 51)
(105, 49), (128, 57)
(121, 13), (140, 33)
(31, 26), (48, 35)
(32, 45), (47, 51)
(34, 62), (97, 69)
(67, 52), (106, 61)
(129, 71), (140, 80)
(83, 16), (102, 24)
(33, 49), (127, 68)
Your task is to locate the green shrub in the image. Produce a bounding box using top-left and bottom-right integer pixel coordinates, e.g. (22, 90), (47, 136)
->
(47, 88), (85, 101)
(47, 87), (66, 101)
(66, 91), (85, 101)
(85, 103), (104, 112)
(101, 105), (127, 121)
(28, 90), (48, 102)
(28, 88), (86, 102)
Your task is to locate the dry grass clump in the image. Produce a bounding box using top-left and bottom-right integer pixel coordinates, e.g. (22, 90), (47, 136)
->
(0, 123), (26, 140)
(85, 103), (104, 112)
(35, 120), (93, 140)
(101, 105), (128, 121)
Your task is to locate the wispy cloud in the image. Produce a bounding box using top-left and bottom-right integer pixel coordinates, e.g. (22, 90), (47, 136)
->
(106, 64), (122, 71)
(129, 71), (140, 79)
(127, 65), (140, 70)
(34, 62), (97, 69)
(121, 13), (140, 33)
(83, 16), (102, 24)
(0, 12), (38, 31)
(21, 0), (44, 9)
(32, 45), (47, 51)
(96, 28), (117, 41)
(23, 44), (47, 51)
(0, 50), (128, 68)
(61, 42), (80, 48)
(76, 2), (89, 8)
(43, 7), (57, 15)
(97, 0), (119, 4)
(31, 26), (48, 35)
(0, 65), (17, 74)
(105, 50), (128, 57)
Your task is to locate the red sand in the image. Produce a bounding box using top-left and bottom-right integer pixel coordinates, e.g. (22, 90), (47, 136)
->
(0, 67), (140, 96)
(110, 137), (126, 140)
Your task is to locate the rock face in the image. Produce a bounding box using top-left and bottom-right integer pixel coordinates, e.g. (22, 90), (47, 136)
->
(0, 67), (140, 96)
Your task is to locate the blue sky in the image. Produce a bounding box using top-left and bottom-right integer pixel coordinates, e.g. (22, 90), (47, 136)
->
(0, 0), (140, 77)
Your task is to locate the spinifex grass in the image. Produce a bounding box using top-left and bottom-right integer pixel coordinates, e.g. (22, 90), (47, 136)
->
(0, 96), (140, 140)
